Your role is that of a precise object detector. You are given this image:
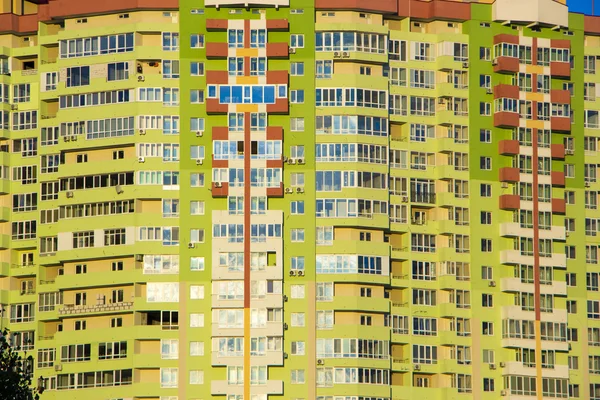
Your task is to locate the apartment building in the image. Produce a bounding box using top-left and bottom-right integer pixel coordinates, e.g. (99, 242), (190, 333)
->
(1, 0), (600, 399)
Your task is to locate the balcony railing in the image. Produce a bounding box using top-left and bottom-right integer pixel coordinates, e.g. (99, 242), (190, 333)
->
(411, 192), (436, 204)
(59, 302), (133, 315)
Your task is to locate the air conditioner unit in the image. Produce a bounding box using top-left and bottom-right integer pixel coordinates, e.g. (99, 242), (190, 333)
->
(333, 51), (341, 58)
(54, 364), (62, 372)
(139, 129), (145, 135)
(566, 231), (570, 237)
(283, 352), (289, 359)
(288, 159), (296, 165)
(402, 196), (409, 203)
(285, 187), (293, 194)
(283, 295), (288, 302)
(63, 136), (70, 142)
(71, 135), (77, 141)
(138, 75), (145, 82)
(297, 158), (305, 165)
(500, 390), (507, 396)
(342, 51), (350, 57)
(486, 88), (493, 94)
(283, 156), (288, 162)
(66, 191), (74, 198)
(462, 62), (469, 68)
(135, 254), (143, 262)
(413, 364), (421, 371)
(501, 182), (509, 188)
(296, 187), (304, 193)
(586, 182), (591, 188)
(283, 323), (288, 330)
(499, 362), (506, 367)
(298, 270), (305, 276)
(196, 131), (203, 137)
(289, 47), (296, 54)
(215, 182), (223, 188)
(196, 159), (203, 165)
(492, 58), (499, 66)
(289, 270), (296, 276)
(10, 104), (17, 111)
(489, 280), (496, 287)
(438, 98), (446, 104)
(188, 242), (195, 249)
(317, 359), (324, 365)
(489, 363), (496, 370)
(115, 185), (124, 194)
(138, 156), (145, 163)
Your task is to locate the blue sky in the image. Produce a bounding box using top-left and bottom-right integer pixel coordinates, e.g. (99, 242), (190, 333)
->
(568, 0), (594, 15)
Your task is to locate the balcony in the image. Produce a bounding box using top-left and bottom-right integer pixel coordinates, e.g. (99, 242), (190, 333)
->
(499, 167), (520, 182)
(551, 171), (565, 187)
(552, 198), (566, 214)
(58, 302), (133, 316)
(550, 61), (570, 78)
(499, 140), (520, 155)
(206, 70), (228, 84)
(266, 43), (289, 58)
(503, 361), (569, 379)
(494, 111), (519, 128)
(551, 144), (565, 159)
(493, 57), (519, 74)
(550, 116), (570, 132)
(206, 19), (228, 30)
(205, 42), (228, 58)
(206, 98), (228, 114)
(493, 84), (519, 99)
(500, 250), (532, 265)
(499, 194), (520, 210)
(550, 89), (571, 105)
(211, 380), (283, 395)
(410, 191), (436, 205)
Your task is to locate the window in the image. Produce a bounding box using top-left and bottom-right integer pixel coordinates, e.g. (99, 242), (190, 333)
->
(189, 370), (204, 384)
(481, 239), (492, 252)
(162, 32), (179, 51)
(291, 62), (304, 76)
(481, 266), (493, 280)
(190, 257), (205, 271)
(66, 66), (90, 87)
(290, 90), (304, 103)
(190, 62), (204, 76)
(99, 341), (127, 360)
(10, 303), (35, 323)
(480, 46), (491, 60)
(291, 370), (305, 384)
(290, 34), (304, 48)
(291, 341), (305, 355)
(291, 285), (305, 299)
(290, 118), (304, 131)
(480, 157), (491, 170)
(190, 173), (204, 187)
(316, 60), (333, 78)
(250, 29), (266, 48)
(483, 378), (495, 392)
(480, 129), (491, 143)
(482, 294), (493, 307)
(190, 285), (204, 300)
(190, 34), (204, 48)
(190, 342), (204, 356)
(163, 60), (179, 79)
(481, 212), (491, 225)
(160, 368), (178, 388)
(291, 201), (304, 215)
(107, 62), (129, 81)
(480, 102), (491, 116)
(13, 84), (30, 102)
(291, 229), (305, 242)
(482, 322), (494, 335)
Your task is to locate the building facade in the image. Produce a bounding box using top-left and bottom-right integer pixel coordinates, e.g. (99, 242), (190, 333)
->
(1, 0), (600, 399)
